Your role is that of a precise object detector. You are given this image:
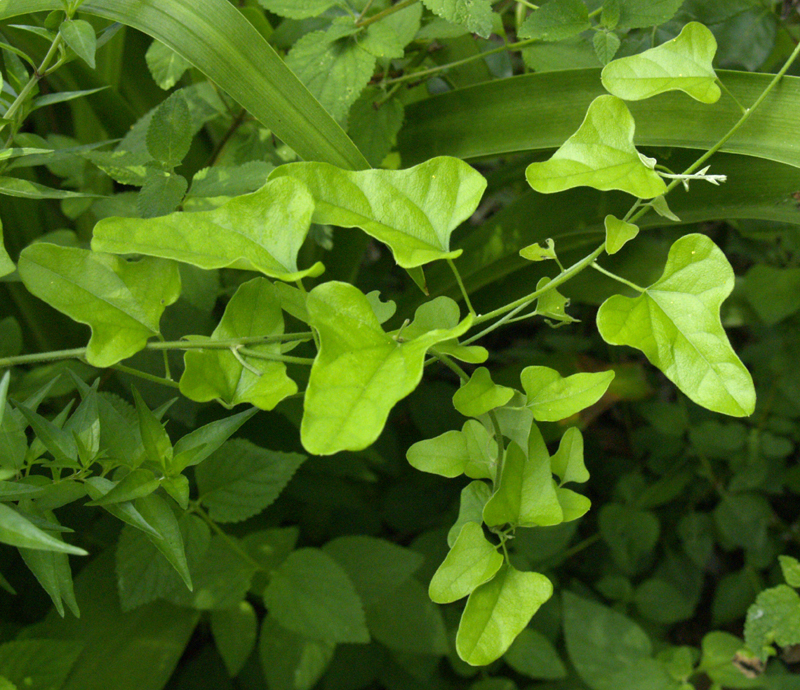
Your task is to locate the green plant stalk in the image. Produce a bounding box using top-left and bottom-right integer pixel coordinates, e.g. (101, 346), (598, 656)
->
(447, 258), (476, 315)
(112, 363), (181, 389)
(237, 348), (315, 366)
(590, 262), (645, 292)
(355, 0), (419, 28)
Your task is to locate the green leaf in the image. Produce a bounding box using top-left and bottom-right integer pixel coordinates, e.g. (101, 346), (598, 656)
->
(60, 18), (97, 68)
(453, 367), (515, 418)
(483, 437), (563, 528)
(429, 522), (504, 604)
(745, 585), (800, 661)
(256, 0), (339, 19)
(0, 176), (102, 199)
(698, 632), (754, 690)
(301, 281), (472, 455)
(780, 556), (800, 588)
(18, 244), (181, 368)
(348, 89), (405, 167)
(135, 493), (192, 590)
(634, 578), (696, 625)
(359, 22), (406, 60)
(520, 238), (557, 262)
(504, 627), (567, 680)
(270, 157), (487, 269)
(421, 0), (494, 39)
(84, 477), (160, 539)
(449, 480), (493, 547)
(137, 172), (188, 219)
(0, 502), (87, 555)
(599, 503), (659, 574)
(286, 26), (375, 122)
(407, 429), (469, 478)
(263, 547), (370, 644)
(171, 407), (258, 473)
(145, 39), (190, 90)
(92, 177), (322, 281)
(535, 277), (576, 324)
(520, 366), (614, 422)
(211, 602), (258, 678)
(196, 439), (305, 523)
(602, 22), (720, 103)
(593, 31), (621, 66)
(259, 616), (335, 690)
(0, 640), (83, 690)
(188, 162), (274, 199)
(556, 486), (591, 522)
(742, 264), (800, 326)
(518, 0), (590, 41)
(616, 0), (684, 29)
(15, 402), (78, 465)
(604, 214), (639, 254)
(550, 427), (588, 485)
(404, 296), (488, 363)
(87, 469), (162, 507)
(146, 91), (193, 166)
(179, 279), (298, 410)
(456, 564), (553, 666)
(597, 233), (755, 417)
(132, 387), (173, 471)
(0, 221), (14, 277)
(525, 96), (667, 199)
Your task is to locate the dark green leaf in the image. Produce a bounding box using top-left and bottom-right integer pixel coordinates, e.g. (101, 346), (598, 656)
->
(518, 0), (590, 42)
(421, 0), (494, 38)
(258, 616), (335, 690)
(145, 39), (190, 90)
(60, 18), (97, 68)
(211, 602), (258, 677)
(146, 92), (192, 166)
(0, 640), (83, 690)
(137, 172), (188, 218)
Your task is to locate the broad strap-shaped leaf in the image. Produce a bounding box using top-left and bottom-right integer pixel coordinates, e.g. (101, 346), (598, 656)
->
(179, 279), (298, 410)
(602, 22), (720, 103)
(597, 234), (755, 417)
(525, 95), (667, 199)
(456, 564), (553, 666)
(270, 157), (487, 269)
(421, 0), (494, 38)
(429, 522), (504, 604)
(520, 366), (615, 422)
(92, 177), (322, 281)
(18, 244), (180, 368)
(453, 367), (515, 418)
(604, 215), (640, 254)
(301, 281), (472, 455)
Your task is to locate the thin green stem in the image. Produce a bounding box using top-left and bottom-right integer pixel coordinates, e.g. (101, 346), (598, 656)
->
(717, 77), (747, 114)
(357, 0), (376, 22)
(230, 347), (263, 376)
(590, 262), (646, 292)
(156, 334), (173, 380)
(111, 364), (181, 389)
(433, 352), (469, 382)
(447, 258), (476, 316)
(355, 0), (419, 28)
(237, 348), (315, 366)
(488, 409), (505, 479)
(499, 533), (511, 563)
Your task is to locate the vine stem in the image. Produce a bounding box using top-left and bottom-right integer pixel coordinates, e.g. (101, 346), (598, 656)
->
(447, 258), (476, 316)
(112, 364), (181, 389)
(590, 262), (645, 292)
(355, 0), (418, 28)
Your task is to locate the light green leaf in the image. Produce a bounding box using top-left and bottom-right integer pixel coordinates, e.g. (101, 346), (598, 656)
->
(171, 407), (258, 473)
(270, 156), (487, 269)
(429, 522), (503, 604)
(449, 480), (493, 547)
(146, 91), (193, 166)
(132, 387), (173, 471)
(453, 367), (515, 418)
(520, 238), (557, 262)
(18, 244), (181, 368)
(404, 296), (487, 363)
(483, 437), (563, 528)
(179, 278), (298, 410)
(196, 439), (305, 523)
(348, 89), (405, 167)
(256, 0), (340, 19)
(263, 547), (370, 644)
(259, 616), (335, 690)
(593, 31), (621, 66)
(463, 420), (498, 480)
(0, 220), (14, 277)
(0, 176), (102, 199)
(550, 427), (588, 485)
(87, 469), (161, 507)
(137, 172), (188, 218)
(535, 277), (576, 325)
(84, 477), (160, 539)
(0, 640), (83, 690)
(421, 0), (494, 38)
(616, 0), (684, 29)
(92, 177), (322, 282)
(188, 162), (274, 199)
(0, 503), (87, 555)
(779, 556), (800, 588)
(456, 564), (553, 666)
(359, 22), (405, 59)
(286, 26), (375, 122)
(556, 487), (591, 522)
(520, 366), (615, 422)
(365, 290), (397, 324)
(60, 18), (97, 68)
(604, 214), (639, 254)
(145, 39), (190, 90)
(407, 429), (469, 478)
(525, 95), (667, 198)
(518, 0), (590, 41)
(602, 22), (720, 103)
(301, 281), (472, 455)
(597, 233), (755, 417)
(504, 628), (567, 680)
(211, 602), (258, 677)
(745, 585), (800, 661)
(135, 493), (192, 590)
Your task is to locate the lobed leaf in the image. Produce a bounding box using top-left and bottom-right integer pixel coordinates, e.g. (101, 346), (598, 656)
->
(452, 367), (515, 418)
(604, 214), (639, 254)
(550, 427), (588, 485)
(520, 366), (614, 422)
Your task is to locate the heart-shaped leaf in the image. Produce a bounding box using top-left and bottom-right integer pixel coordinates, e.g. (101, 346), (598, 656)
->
(270, 157), (487, 268)
(92, 177), (322, 282)
(18, 244), (181, 367)
(453, 367), (515, 418)
(602, 22), (720, 103)
(520, 366), (615, 422)
(550, 427), (588, 485)
(597, 233), (755, 417)
(604, 215), (639, 254)
(525, 95), (667, 199)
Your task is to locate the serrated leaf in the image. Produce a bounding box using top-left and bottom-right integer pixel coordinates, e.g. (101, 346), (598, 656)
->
(301, 281), (472, 455)
(259, 616), (335, 690)
(271, 156), (486, 269)
(520, 366), (614, 422)
(92, 177), (322, 281)
(597, 233), (755, 417)
(135, 493), (192, 590)
(0, 503), (87, 555)
(348, 90), (405, 167)
(525, 95), (667, 199)
(550, 427), (588, 485)
(429, 522), (504, 604)
(137, 172), (188, 219)
(449, 480), (493, 547)
(145, 39), (190, 90)
(745, 585), (800, 661)
(593, 31), (621, 65)
(421, 0), (494, 38)
(453, 367), (515, 418)
(256, 0), (340, 19)
(780, 556), (800, 588)
(602, 22), (720, 103)
(456, 564), (553, 665)
(60, 18), (96, 68)
(211, 601), (258, 677)
(146, 92), (193, 165)
(359, 21), (405, 59)
(519, 0), (591, 41)
(196, 439), (305, 523)
(84, 150), (149, 186)
(179, 279), (297, 409)
(18, 245), (181, 368)
(604, 214), (639, 254)
(263, 548), (370, 644)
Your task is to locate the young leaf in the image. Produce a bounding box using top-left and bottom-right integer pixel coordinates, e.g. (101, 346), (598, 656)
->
(211, 602), (258, 678)
(263, 548), (370, 644)
(602, 22), (720, 103)
(456, 564), (553, 665)
(520, 366), (615, 422)
(196, 439), (306, 523)
(270, 157), (487, 269)
(171, 407), (258, 473)
(18, 245), (181, 368)
(593, 31), (621, 65)
(403, 296), (488, 363)
(449, 480), (493, 547)
(452, 367), (515, 418)
(92, 177), (323, 281)
(744, 585), (800, 661)
(83, 477), (160, 538)
(145, 39), (191, 90)
(60, 19), (97, 68)
(518, 0), (591, 42)
(525, 95), (667, 199)
(259, 616), (335, 690)
(597, 233), (756, 417)
(604, 214), (639, 254)
(520, 238), (557, 262)
(421, 0), (494, 39)
(0, 503), (87, 555)
(179, 278), (298, 410)
(132, 387), (173, 471)
(407, 429), (469, 478)
(550, 427), (588, 485)
(86, 469), (162, 507)
(146, 92), (193, 166)
(429, 522), (504, 604)
(301, 281), (472, 455)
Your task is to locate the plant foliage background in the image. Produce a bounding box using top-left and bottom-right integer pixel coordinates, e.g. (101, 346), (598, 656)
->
(0, 0), (799, 689)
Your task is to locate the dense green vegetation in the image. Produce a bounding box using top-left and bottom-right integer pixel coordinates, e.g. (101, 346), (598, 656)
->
(0, 1), (799, 688)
